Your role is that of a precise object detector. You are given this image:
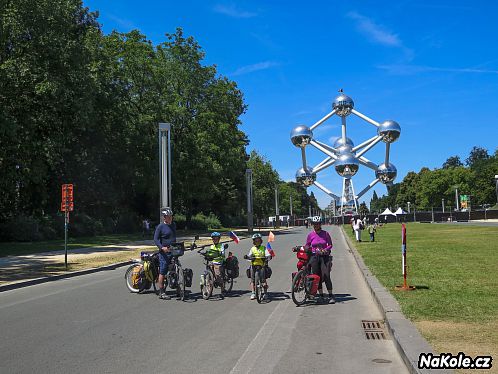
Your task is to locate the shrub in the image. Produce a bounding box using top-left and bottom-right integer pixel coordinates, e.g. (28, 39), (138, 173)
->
(0, 215), (42, 241)
(70, 213), (97, 237)
(204, 213), (222, 229)
(115, 213), (140, 234)
(174, 214), (186, 230)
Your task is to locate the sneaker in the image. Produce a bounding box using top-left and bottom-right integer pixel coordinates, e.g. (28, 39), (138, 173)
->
(159, 291), (170, 300)
(328, 294), (336, 304)
(250, 292), (256, 300)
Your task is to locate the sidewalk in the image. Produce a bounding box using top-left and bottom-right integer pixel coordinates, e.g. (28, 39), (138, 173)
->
(0, 227), (293, 289)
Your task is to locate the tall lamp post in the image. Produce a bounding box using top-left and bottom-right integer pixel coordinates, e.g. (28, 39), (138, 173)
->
(495, 175), (498, 206)
(275, 185), (280, 228)
(158, 123), (172, 220)
(246, 169), (253, 233)
(407, 201), (411, 213)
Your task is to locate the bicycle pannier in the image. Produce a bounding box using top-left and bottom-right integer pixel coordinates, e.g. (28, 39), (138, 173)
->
(184, 268), (193, 287)
(225, 256), (239, 279)
(306, 274), (320, 295)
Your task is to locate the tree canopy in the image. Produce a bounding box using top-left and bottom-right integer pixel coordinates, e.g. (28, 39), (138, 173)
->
(0, 1), (319, 240)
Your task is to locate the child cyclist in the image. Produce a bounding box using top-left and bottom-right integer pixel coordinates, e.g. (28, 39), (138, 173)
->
(244, 233), (271, 300)
(206, 232), (227, 293)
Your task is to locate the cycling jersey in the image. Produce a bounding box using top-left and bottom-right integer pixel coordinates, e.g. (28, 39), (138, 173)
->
(248, 245), (270, 267)
(305, 230), (332, 255)
(206, 243), (225, 264)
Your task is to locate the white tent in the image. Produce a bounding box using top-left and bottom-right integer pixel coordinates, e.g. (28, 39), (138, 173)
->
(394, 207), (407, 215)
(380, 208), (396, 216)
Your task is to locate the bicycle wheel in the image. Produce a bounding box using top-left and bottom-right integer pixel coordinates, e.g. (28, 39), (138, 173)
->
(176, 266), (186, 301)
(255, 270), (264, 304)
(202, 270), (214, 300)
(224, 275), (233, 293)
(291, 269), (308, 306)
(125, 264), (143, 293)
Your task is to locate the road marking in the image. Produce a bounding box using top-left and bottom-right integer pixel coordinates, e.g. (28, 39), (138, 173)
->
(230, 299), (298, 374)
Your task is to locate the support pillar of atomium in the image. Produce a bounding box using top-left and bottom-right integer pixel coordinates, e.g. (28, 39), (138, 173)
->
(290, 91), (401, 216)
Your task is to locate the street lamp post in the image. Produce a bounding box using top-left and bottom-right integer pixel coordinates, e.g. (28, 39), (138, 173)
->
(495, 175), (498, 205)
(455, 187), (459, 211)
(246, 169), (253, 233)
(158, 123), (172, 220)
(442, 198), (445, 214)
(407, 201), (411, 213)
(275, 185), (279, 228)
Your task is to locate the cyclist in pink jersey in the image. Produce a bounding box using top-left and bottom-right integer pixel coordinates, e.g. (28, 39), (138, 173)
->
(305, 216), (335, 303)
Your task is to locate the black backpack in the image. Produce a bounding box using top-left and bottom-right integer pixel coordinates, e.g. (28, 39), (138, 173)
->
(225, 255), (239, 279)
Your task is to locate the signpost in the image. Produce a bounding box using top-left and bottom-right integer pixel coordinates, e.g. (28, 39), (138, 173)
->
(395, 223), (415, 291)
(61, 184), (74, 270)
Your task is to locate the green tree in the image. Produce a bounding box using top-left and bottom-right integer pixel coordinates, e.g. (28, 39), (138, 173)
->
(466, 146), (489, 167)
(443, 156), (463, 169)
(0, 0), (99, 220)
(246, 151), (280, 222)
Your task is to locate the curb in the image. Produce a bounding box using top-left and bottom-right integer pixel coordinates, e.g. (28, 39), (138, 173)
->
(0, 260), (133, 293)
(339, 227), (453, 374)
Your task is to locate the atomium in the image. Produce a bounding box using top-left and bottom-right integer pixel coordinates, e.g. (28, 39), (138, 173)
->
(295, 167), (316, 187)
(290, 125), (313, 148)
(335, 152), (359, 178)
(290, 90), (401, 214)
(378, 120), (401, 143)
(375, 163), (397, 184)
(333, 93), (354, 117)
(333, 137), (354, 152)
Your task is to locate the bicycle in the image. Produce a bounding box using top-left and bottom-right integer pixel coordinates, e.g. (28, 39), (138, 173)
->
(290, 246), (321, 306)
(125, 239), (196, 301)
(244, 255), (271, 304)
(198, 244), (233, 300)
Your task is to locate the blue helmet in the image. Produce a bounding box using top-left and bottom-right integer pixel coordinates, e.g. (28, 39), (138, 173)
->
(211, 232), (221, 238)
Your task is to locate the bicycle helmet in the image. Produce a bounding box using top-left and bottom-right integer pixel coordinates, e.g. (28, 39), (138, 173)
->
(251, 233), (262, 240)
(161, 207), (173, 216)
(210, 232), (221, 238)
(311, 216), (323, 224)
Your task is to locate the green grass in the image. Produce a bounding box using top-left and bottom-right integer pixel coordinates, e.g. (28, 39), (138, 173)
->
(346, 223), (498, 323)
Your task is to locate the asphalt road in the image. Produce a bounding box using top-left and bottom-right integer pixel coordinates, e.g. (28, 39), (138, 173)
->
(0, 226), (408, 374)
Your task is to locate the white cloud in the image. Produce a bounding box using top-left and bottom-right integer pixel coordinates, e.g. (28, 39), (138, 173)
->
(231, 61), (280, 76)
(377, 64), (498, 75)
(347, 11), (402, 47)
(213, 4), (257, 18)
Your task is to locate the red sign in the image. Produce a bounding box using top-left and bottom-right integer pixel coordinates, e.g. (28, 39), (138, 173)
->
(61, 184), (74, 212)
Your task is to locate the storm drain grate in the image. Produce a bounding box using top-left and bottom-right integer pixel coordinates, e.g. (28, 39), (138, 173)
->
(362, 320), (389, 340)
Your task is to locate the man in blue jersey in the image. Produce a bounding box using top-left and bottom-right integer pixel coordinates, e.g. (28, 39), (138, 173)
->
(154, 207), (176, 299)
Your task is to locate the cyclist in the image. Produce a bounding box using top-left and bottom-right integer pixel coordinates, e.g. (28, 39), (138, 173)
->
(245, 233), (271, 300)
(305, 216), (335, 303)
(206, 232), (227, 294)
(154, 207), (176, 300)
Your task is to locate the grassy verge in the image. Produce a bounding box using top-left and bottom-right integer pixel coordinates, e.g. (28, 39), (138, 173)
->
(0, 233), (147, 257)
(346, 223), (498, 371)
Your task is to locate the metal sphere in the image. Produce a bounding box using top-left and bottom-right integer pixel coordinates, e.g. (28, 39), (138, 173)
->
(290, 125), (313, 148)
(295, 167), (316, 187)
(334, 152), (359, 177)
(332, 93), (354, 117)
(333, 137), (354, 152)
(375, 163), (397, 184)
(377, 120), (401, 143)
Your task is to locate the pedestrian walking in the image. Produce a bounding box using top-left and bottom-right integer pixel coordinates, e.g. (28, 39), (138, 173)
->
(353, 217), (363, 242)
(367, 222), (376, 242)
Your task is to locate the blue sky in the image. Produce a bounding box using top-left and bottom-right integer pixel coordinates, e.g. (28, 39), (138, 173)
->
(84, 0), (498, 208)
